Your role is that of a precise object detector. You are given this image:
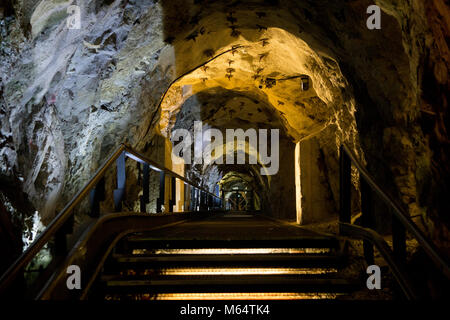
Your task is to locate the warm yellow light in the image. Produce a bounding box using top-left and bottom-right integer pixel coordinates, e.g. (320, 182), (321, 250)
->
(156, 292), (340, 300)
(132, 248), (331, 255)
(137, 267), (337, 276)
(106, 292), (342, 300)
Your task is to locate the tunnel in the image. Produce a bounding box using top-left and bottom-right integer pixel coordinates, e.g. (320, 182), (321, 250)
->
(0, 0), (449, 304)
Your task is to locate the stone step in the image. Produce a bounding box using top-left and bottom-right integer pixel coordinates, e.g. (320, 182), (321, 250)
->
(107, 252), (346, 269)
(100, 276), (361, 294)
(121, 238), (340, 250)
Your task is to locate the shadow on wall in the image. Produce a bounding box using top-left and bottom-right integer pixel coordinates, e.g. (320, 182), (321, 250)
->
(0, 175), (36, 272)
(158, 0), (447, 244)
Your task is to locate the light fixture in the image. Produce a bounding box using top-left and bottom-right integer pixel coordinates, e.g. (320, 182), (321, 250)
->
(132, 248), (331, 255)
(139, 267), (337, 276)
(105, 292), (342, 300)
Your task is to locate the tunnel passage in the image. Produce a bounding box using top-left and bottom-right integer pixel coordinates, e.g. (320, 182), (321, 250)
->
(145, 13), (363, 222)
(220, 172), (258, 211)
(162, 86), (297, 219)
(1, 0), (449, 256)
(1, 0), (450, 302)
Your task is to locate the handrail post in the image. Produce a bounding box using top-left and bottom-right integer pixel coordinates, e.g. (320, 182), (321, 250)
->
(89, 177), (105, 217)
(54, 214), (74, 257)
(196, 189), (199, 211)
(221, 190), (225, 210)
(201, 191), (205, 211)
(196, 188), (199, 211)
(139, 163), (149, 213)
(169, 176), (176, 212)
(184, 184), (189, 211)
(189, 187), (194, 211)
(113, 152), (126, 212)
(393, 214), (407, 263)
(157, 171), (165, 213)
(339, 145), (351, 225)
(361, 178), (375, 265)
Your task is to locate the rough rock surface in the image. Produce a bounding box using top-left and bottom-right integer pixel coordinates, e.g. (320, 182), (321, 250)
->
(0, 0), (449, 252)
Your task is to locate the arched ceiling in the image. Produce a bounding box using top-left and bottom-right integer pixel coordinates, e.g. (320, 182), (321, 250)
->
(3, 0), (428, 229)
(155, 7), (357, 196)
(171, 87), (286, 133)
(219, 171), (259, 197)
(157, 25), (350, 142)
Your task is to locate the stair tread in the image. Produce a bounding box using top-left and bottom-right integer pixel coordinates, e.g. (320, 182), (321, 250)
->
(122, 238), (339, 249)
(101, 272), (342, 282)
(103, 291), (351, 300)
(104, 277), (358, 285)
(112, 253), (343, 262)
(98, 278), (362, 295)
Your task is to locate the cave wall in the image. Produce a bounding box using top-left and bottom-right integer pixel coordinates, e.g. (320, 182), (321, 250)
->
(0, 0), (449, 250)
(380, 0), (450, 247)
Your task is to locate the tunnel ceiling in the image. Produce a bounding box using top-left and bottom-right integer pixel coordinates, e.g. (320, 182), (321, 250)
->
(171, 87), (286, 134)
(220, 171), (260, 192)
(156, 5), (356, 142)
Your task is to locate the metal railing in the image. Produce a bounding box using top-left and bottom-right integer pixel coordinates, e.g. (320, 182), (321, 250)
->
(339, 144), (450, 299)
(0, 143), (223, 296)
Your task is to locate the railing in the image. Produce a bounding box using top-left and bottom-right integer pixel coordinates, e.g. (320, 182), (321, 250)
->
(0, 143), (223, 297)
(339, 144), (450, 299)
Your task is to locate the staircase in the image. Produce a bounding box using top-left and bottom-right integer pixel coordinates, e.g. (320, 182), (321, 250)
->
(2, 143), (447, 300)
(88, 230), (364, 300)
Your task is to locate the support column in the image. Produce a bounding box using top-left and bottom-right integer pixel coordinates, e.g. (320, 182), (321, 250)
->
(295, 142), (302, 224)
(176, 179), (184, 211)
(297, 137), (336, 224)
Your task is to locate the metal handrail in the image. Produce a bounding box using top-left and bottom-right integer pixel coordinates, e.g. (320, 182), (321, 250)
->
(339, 222), (418, 299)
(0, 143), (222, 293)
(340, 144), (450, 279)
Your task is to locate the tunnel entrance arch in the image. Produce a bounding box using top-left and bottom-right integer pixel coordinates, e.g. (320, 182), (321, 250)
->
(130, 2), (366, 224)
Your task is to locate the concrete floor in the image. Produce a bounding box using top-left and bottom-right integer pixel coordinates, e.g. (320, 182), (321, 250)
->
(134, 212), (330, 241)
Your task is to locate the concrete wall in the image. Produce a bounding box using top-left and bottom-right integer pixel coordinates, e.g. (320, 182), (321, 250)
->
(266, 137), (296, 221)
(297, 137), (336, 224)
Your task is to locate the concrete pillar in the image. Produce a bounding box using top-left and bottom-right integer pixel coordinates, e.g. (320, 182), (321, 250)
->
(297, 137), (335, 224)
(176, 178), (184, 211)
(295, 142), (303, 224)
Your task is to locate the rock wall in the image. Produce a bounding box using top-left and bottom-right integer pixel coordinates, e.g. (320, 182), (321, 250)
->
(0, 0), (449, 251)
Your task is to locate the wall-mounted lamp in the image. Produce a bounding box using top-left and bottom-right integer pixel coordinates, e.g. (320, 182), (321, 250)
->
(301, 75), (309, 91)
